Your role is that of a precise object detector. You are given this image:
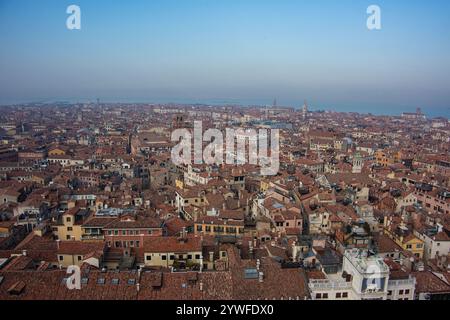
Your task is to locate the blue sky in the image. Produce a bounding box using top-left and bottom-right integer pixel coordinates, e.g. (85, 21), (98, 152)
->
(0, 0), (449, 116)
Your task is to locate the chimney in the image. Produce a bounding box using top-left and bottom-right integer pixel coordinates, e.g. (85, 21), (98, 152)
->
(256, 259), (260, 271)
(22, 250), (27, 257)
(56, 239), (61, 250)
(292, 241), (298, 262)
(258, 271), (264, 283)
(199, 282), (203, 291)
(136, 283), (140, 292)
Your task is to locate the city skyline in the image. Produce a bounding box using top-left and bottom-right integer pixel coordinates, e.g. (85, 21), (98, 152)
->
(0, 0), (449, 117)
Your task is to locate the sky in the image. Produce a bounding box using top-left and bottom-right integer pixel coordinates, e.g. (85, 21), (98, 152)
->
(0, 0), (449, 117)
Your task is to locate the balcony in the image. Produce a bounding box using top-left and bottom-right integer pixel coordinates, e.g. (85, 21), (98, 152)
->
(388, 278), (416, 288)
(309, 279), (352, 291)
(81, 234), (104, 241)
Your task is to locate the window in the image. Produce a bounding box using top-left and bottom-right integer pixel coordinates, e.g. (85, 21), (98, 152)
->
(406, 245), (412, 249)
(122, 230), (126, 235)
(197, 225), (203, 232)
(127, 279), (136, 285)
(67, 227), (73, 231)
(336, 293), (341, 298)
(342, 292), (348, 298)
(170, 255), (175, 260)
(388, 290), (393, 296)
(97, 278), (105, 285)
(322, 293), (328, 299)
(111, 279), (119, 285)
(78, 256), (82, 261)
(179, 255), (184, 260)
(59, 255), (63, 261)
(405, 289), (410, 295)
(66, 235), (71, 240)
(187, 254), (192, 260)
(66, 217), (71, 223)
(399, 290), (404, 295)
(146, 255), (151, 261)
(114, 230), (118, 235)
(161, 255), (167, 260)
(195, 254), (201, 259)
(315, 293), (322, 299)
(222, 252), (226, 257)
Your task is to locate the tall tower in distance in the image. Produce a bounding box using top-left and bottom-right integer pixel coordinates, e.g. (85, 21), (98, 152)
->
(302, 100), (308, 120)
(352, 152), (363, 174)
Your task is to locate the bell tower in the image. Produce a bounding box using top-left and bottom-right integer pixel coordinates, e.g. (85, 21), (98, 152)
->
(352, 153), (363, 174)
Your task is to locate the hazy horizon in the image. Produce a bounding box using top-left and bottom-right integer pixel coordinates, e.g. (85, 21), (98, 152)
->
(1, 0), (449, 117)
(1, 97), (448, 118)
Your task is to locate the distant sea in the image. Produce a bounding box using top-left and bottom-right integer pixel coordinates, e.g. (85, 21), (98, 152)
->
(1, 97), (449, 119)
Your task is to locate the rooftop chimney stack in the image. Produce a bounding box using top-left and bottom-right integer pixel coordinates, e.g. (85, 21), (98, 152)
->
(258, 271), (264, 283)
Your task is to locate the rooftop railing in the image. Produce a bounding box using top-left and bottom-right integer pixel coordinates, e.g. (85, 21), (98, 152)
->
(309, 279), (352, 290)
